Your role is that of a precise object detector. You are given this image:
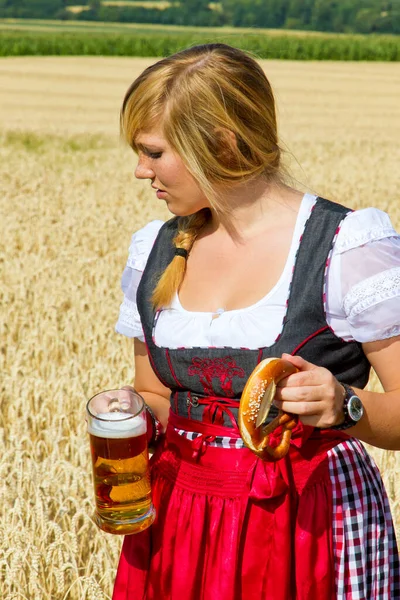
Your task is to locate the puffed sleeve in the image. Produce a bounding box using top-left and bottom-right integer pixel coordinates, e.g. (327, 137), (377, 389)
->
(331, 208), (400, 343)
(115, 220), (164, 340)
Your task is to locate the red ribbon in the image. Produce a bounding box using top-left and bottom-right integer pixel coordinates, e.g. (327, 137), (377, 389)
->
(191, 434), (217, 460)
(196, 395), (240, 429)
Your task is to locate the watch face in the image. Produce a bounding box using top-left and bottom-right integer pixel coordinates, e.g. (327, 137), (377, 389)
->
(348, 395), (364, 422)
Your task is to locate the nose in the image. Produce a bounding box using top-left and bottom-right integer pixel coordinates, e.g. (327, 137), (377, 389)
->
(135, 154), (155, 180)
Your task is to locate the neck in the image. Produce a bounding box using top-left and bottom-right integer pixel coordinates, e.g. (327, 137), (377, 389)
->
(208, 178), (302, 241)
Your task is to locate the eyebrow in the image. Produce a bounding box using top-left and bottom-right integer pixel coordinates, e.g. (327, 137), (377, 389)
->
(136, 142), (163, 152)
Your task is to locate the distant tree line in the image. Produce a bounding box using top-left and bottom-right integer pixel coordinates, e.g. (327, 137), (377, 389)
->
(0, 0), (399, 33)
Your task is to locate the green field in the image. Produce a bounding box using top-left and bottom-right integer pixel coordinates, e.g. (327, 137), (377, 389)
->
(0, 18), (366, 35)
(0, 18), (399, 60)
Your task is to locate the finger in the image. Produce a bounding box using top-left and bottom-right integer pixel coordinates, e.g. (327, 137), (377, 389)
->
(274, 399), (323, 416)
(274, 385), (321, 403)
(277, 370), (323, 388)
(281, 353), (317, 372)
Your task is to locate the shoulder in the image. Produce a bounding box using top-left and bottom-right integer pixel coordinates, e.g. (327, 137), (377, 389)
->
(334, 207), (397, 254)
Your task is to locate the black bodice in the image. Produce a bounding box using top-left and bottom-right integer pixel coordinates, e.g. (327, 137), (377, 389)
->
(136, 198), (371, 427)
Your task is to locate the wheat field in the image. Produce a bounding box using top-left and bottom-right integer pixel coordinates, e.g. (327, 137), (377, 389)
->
(0, 56), (399, 599)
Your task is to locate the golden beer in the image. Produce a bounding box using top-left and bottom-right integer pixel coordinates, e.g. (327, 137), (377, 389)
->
(87, 390), (156, 535)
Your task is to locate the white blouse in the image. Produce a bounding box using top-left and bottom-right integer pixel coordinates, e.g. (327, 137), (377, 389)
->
(116, 194), (400, 348)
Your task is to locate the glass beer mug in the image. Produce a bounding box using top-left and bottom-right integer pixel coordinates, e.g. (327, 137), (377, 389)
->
(86, 389), (156, 535)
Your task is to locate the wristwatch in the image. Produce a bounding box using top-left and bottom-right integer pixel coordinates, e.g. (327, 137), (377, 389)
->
(331, 384), (364, 431)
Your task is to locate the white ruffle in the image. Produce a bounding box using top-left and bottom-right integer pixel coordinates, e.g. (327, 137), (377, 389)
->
(343, 267), (400, 318)
(126, 220), (164, 271)
(334, 208), (397, 254)
(116, 220), (164, 341)
(115, 296), (144, 339)
(115, 197), (400, 347)
(154, 293), (288, 349)
(344, 296), (400, 343)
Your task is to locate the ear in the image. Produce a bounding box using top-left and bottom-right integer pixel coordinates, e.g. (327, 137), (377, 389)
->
(214, 127), (238, 151)
(213, 127), (240, 166)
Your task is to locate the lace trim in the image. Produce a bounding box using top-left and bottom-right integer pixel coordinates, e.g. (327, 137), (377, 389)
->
(116, 296), (143, 333)
(343, 266), (400, 317)
(335, 226), (396, 254)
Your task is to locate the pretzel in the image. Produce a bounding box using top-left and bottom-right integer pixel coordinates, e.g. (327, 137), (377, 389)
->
(238, 358), (298, 460)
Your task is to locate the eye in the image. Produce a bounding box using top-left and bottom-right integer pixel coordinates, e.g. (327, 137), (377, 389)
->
(142, 149), (162, 159)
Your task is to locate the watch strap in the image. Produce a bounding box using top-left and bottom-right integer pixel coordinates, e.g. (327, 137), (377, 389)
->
(331, 384), (363, 431)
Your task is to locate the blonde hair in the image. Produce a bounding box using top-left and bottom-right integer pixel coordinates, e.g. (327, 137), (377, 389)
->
(120, 43), (282, 308)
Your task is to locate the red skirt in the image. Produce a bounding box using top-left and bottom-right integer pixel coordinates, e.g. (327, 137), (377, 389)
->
(112, 412), (353, 600)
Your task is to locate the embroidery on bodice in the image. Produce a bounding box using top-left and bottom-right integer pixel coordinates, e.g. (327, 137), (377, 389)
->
(188, 356), (245, 397)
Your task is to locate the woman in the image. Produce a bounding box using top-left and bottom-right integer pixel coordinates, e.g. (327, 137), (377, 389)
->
(113, 44), (400, 599)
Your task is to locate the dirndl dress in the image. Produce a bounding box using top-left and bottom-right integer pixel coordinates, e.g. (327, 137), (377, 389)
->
(113, 198), (400, 599)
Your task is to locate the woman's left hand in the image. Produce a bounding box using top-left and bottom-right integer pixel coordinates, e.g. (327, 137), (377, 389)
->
(273, 353), (346, 428)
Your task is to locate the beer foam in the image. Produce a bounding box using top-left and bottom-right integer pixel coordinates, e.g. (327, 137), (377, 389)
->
(88, 412), (146, 439)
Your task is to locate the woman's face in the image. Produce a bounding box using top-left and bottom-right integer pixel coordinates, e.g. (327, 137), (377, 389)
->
(134, 127), (210, 217)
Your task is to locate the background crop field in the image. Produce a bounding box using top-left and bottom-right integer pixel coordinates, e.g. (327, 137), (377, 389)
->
(0, 17), (387, 34)
(0, 56), (400, 598)
(1, 19), (400, 60)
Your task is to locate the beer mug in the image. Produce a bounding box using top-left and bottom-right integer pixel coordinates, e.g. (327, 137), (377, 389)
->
(86, 389), (156, 535)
